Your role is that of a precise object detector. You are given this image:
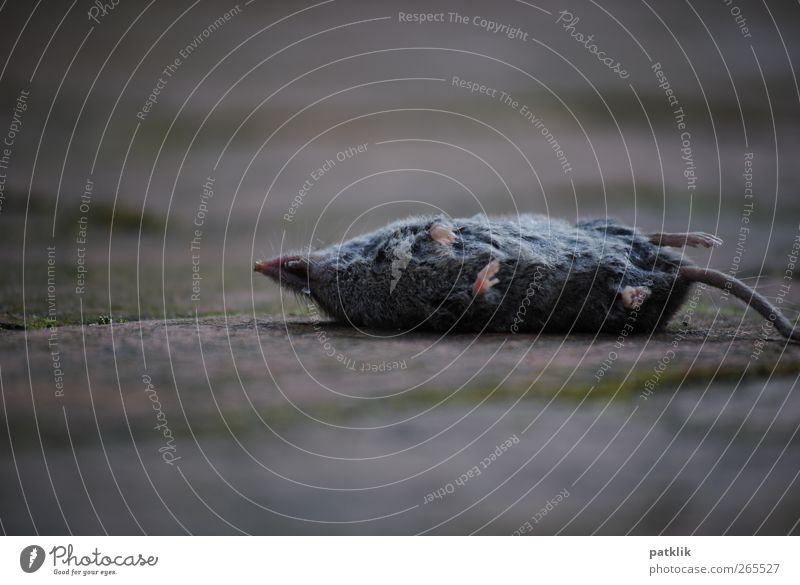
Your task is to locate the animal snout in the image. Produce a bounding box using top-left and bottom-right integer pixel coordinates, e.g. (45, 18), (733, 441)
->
(254, 255), (310, 284)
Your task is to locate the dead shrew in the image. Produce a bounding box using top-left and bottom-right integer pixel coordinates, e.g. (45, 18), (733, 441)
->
(255, 215), (799, 340)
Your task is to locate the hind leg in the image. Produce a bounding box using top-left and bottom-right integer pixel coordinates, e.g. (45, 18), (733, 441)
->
(620, 285), (651, 310)
(648, 231), (723, 248)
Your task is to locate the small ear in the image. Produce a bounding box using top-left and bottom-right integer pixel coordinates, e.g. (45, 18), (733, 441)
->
(473, 259), (500, 296)
(430, 222), (457, 244)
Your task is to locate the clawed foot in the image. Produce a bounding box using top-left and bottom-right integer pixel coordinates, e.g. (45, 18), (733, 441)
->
(649, 231), (723, 248)
(621, 285), (651, 310)
(684, 232), (724, 248)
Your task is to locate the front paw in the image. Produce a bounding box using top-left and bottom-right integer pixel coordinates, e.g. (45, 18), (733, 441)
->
(621, 285), (651, 310)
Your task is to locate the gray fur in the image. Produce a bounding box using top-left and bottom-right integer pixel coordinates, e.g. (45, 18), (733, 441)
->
(259, 214), (694, 334)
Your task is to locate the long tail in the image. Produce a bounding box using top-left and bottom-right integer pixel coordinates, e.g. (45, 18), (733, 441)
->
(680, 266), (800, 342)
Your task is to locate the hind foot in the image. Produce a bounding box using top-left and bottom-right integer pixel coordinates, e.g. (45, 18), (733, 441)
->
(648, 231), (723, 248)
(621, 285), (651, 310)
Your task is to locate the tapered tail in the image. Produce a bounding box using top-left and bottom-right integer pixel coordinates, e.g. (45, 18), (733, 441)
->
(680, 266), (800, 342)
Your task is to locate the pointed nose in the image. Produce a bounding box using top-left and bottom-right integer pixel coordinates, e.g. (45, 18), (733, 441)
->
(253, 258), (279, 275)
(254, 255), (309, 283)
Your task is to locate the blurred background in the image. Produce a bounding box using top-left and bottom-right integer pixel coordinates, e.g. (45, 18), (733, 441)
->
(1, 0), (799, 535)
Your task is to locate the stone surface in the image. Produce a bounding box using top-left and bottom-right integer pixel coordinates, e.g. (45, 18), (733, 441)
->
(2, 299), (799, 535)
